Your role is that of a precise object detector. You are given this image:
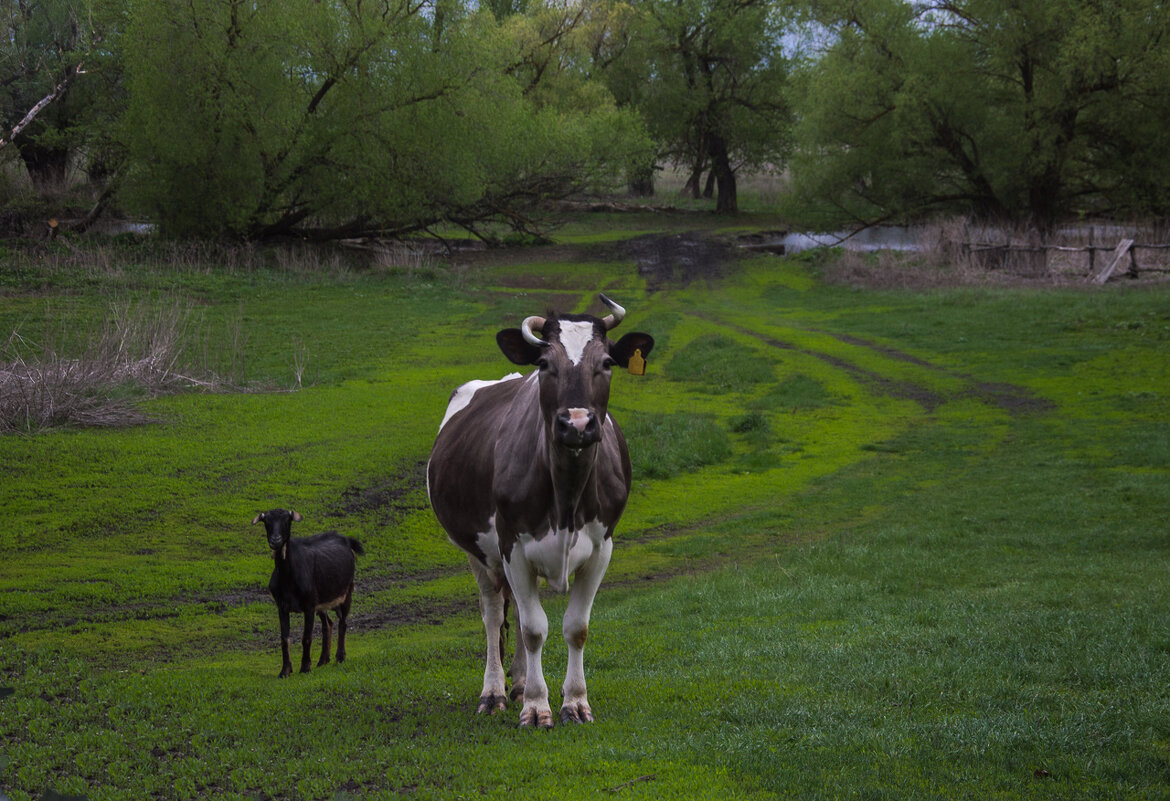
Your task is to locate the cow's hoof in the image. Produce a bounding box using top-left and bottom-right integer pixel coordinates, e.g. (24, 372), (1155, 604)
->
(476, 694), (507, 715)
(559, 702), (594, 724)
(518, 706), (554, 729)
(508, 683), (525, 701)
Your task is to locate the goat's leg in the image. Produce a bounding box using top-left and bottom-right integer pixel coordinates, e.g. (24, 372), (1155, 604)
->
(278, 609), (294, 678)
(336, 589), (353, 663)
(317, 611), (333, 666)
(299, 611), (314, 673)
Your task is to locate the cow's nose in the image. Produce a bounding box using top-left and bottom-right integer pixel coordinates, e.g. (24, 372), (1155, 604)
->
(556, 409), (600, 445)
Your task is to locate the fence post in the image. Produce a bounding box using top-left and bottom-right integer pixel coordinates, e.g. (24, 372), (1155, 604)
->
(1091, 238), (1135, 284)
(1088, 226), (1095, 276)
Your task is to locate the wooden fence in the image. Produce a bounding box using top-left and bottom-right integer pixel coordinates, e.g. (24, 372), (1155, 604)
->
(962, 235), (1170, 283)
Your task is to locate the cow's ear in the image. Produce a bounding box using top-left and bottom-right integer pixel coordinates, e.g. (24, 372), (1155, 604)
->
(609, 332), (655, 368)
(497, 329), (545, 365)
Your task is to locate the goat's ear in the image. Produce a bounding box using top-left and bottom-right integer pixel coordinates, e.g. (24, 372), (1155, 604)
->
(251, 513), (264, 525)
(291, 510), (303, 522)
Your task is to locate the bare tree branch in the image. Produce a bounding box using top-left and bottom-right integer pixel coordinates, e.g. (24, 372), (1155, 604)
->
(0, 63), (83, 152)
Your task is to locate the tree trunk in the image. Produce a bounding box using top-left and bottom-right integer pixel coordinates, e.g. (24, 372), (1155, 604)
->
(709, 134), (737, 214)
(702, 169), (716, 199)
(627, 162), (655, 197)
(18, 139), (72, 191)
(682, 158), (704, 199)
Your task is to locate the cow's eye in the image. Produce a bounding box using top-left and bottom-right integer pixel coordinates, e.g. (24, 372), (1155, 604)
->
(537, 357), (552, 373)
(600, 357), (616, 372)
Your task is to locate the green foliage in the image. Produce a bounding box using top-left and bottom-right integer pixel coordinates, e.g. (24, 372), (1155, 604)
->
(792, 0), (1170, 227)
(117, 0), (648, 239)
(0, 0), (123, 196)
(598, 0), (797, 210)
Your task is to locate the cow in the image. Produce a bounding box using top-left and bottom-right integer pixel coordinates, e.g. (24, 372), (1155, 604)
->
(427, 294), (654, 728)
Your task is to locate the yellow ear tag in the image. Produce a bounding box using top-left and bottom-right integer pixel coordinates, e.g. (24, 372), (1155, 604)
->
(627, 348), (647, 376)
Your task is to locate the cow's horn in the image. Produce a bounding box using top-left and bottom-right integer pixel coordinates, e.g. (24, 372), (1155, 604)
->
(521, 315), (548, 347)
(599, 294), (626, 330)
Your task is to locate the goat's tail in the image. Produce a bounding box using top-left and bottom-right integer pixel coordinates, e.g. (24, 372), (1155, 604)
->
(348, 538), (365, 556)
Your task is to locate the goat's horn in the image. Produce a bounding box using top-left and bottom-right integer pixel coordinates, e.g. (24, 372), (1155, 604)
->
(521, 315), (548, 347)
(599, 294), (626, 330)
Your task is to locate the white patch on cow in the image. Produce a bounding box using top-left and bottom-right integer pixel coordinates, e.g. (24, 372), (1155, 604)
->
(474, 519), (503, 570)
(503, 521), (612, 725)
(438, 373), (523, 431)
(559, 320), (595, 365)
(515, 520), (608, 594)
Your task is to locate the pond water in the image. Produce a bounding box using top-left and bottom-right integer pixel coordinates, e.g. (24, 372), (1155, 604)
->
(777, 226), (921, 255)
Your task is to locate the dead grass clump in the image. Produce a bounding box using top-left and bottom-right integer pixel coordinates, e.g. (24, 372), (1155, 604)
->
(816, 248), (995, 290)
(370, 243), (438, 279)
(0, 299), (234, 434)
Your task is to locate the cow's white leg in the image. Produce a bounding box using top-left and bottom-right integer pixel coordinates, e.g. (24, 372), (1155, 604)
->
(468, 555), (507, 714)
(504, 552), (552, 728)
(561, 536), (612, 724)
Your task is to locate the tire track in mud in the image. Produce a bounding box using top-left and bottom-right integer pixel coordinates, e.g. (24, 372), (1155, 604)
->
(709, 316), (1053, 416)
(817, 330), (1054, 415)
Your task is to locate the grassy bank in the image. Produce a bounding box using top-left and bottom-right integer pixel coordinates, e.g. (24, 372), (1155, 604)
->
(1, 227), (1168, 799)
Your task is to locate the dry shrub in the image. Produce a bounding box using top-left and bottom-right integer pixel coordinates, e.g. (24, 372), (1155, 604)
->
(371, 243), (438, 279)
(0, 299), (235, 434)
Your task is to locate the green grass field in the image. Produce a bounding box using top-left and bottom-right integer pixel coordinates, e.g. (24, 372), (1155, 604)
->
(1, 223), (1168, 800)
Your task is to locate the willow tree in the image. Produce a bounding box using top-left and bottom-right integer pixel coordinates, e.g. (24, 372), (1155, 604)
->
(597, 0), (797, 212)
(791, 0), (1170, 229)
(1, 0), (123, 196)
(119, 0), (647, 239)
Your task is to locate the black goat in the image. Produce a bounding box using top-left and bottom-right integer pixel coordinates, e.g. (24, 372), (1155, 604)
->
(252, 509), (364, 678)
